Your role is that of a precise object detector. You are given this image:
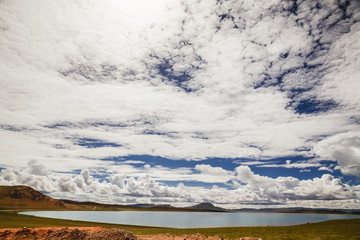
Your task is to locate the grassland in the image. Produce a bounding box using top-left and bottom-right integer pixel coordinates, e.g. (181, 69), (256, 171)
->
(1, 211), (360, 240)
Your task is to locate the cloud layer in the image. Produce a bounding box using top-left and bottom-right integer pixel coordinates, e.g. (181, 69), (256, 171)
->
(1, 160), (359, 209)
(0, 0), (359, 208)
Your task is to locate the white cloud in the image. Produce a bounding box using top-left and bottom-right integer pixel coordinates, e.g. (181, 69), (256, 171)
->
(0, 0), (360, 208)
(2, 162), (358, 209)
(195, 164), (231, 176)
(26, 160), (50, 176)
(235, 166), (278, 189)
(318, 166), (334, 173)
(0, 167), (55, 192)
(233, 160), (266, 166)
(319, 22), (360, 108)
(110, 175), (126, 189)
(122, 160), (145, 165)
(234, 165), (357, 202)
(1, 0), (359, 168)
(314, 132), (360, 177)
(260, 161), (322, 169)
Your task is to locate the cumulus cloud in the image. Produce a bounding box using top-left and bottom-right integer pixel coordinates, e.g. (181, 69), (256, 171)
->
(0, 162), (184, 200)
(26, 160), (50, 176)
(314, 132), (360, 177)
(234, 165), (357, 201)
(0, 166), (55, 192)
(0, 162), (359, 208)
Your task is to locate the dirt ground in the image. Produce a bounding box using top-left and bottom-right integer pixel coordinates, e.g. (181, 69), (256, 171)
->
(0, 227), (136, 240)
(0, 227), (261, 240)
(138, 233), (261, 240)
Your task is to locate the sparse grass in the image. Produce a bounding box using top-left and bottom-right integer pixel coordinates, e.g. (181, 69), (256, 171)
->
(1, 211), (359, 240)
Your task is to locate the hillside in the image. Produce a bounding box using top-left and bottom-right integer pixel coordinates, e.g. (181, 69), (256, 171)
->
(0, 186), (70, 210)
(186, 202), (227, 212)
(0, 186), (138, 211)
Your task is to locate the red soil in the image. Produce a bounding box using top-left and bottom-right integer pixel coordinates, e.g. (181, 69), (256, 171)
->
(0, 227), (261, 240)
(0, 227), (136, 240)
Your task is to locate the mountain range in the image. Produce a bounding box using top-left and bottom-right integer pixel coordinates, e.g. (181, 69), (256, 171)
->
(1, 185), (359, 214)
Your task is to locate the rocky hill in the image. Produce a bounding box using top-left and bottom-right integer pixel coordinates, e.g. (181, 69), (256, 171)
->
(186, 202), (227, 212)
(0, 185), (70, 210)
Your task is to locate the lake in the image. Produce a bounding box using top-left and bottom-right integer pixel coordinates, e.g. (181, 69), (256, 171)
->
(20, 211), (360, 228)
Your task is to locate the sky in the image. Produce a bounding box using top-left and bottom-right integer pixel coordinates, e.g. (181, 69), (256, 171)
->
(0, 0), (360, 209)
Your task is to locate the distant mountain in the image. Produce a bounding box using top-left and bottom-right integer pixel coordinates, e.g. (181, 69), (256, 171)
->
(2, 186), (359, 214)
(129, 203), (173, 208)
(0, 185), (70, 210)
(231, 207), (360, 215)
(62, 200), (174, 211)
(186, 202), (228, 212)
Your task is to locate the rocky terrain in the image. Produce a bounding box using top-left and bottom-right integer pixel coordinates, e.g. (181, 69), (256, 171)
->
(0, 227), (137, 240)
(0, 227), (261, 240)
(0, 186), (70, 210)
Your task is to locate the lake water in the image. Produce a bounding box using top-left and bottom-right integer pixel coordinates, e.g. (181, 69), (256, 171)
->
(20, 211), (360, 228)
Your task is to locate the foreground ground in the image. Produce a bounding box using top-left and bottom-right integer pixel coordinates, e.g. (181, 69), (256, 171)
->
(0, 227), (261, 240)
(0, 211), (359, 240)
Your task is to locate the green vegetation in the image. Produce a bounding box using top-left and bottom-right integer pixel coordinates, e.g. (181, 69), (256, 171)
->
(1, 211), (360, 240)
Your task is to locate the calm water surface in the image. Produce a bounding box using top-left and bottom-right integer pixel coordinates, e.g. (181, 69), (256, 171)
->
(20, 211), (360, 228)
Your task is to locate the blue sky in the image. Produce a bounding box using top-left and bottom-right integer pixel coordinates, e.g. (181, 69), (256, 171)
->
(0, 0), (360, 209)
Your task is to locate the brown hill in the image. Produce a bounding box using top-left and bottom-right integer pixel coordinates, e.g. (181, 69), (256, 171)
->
(0, 185), (70, 210)
(186, 202), (227, 212)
